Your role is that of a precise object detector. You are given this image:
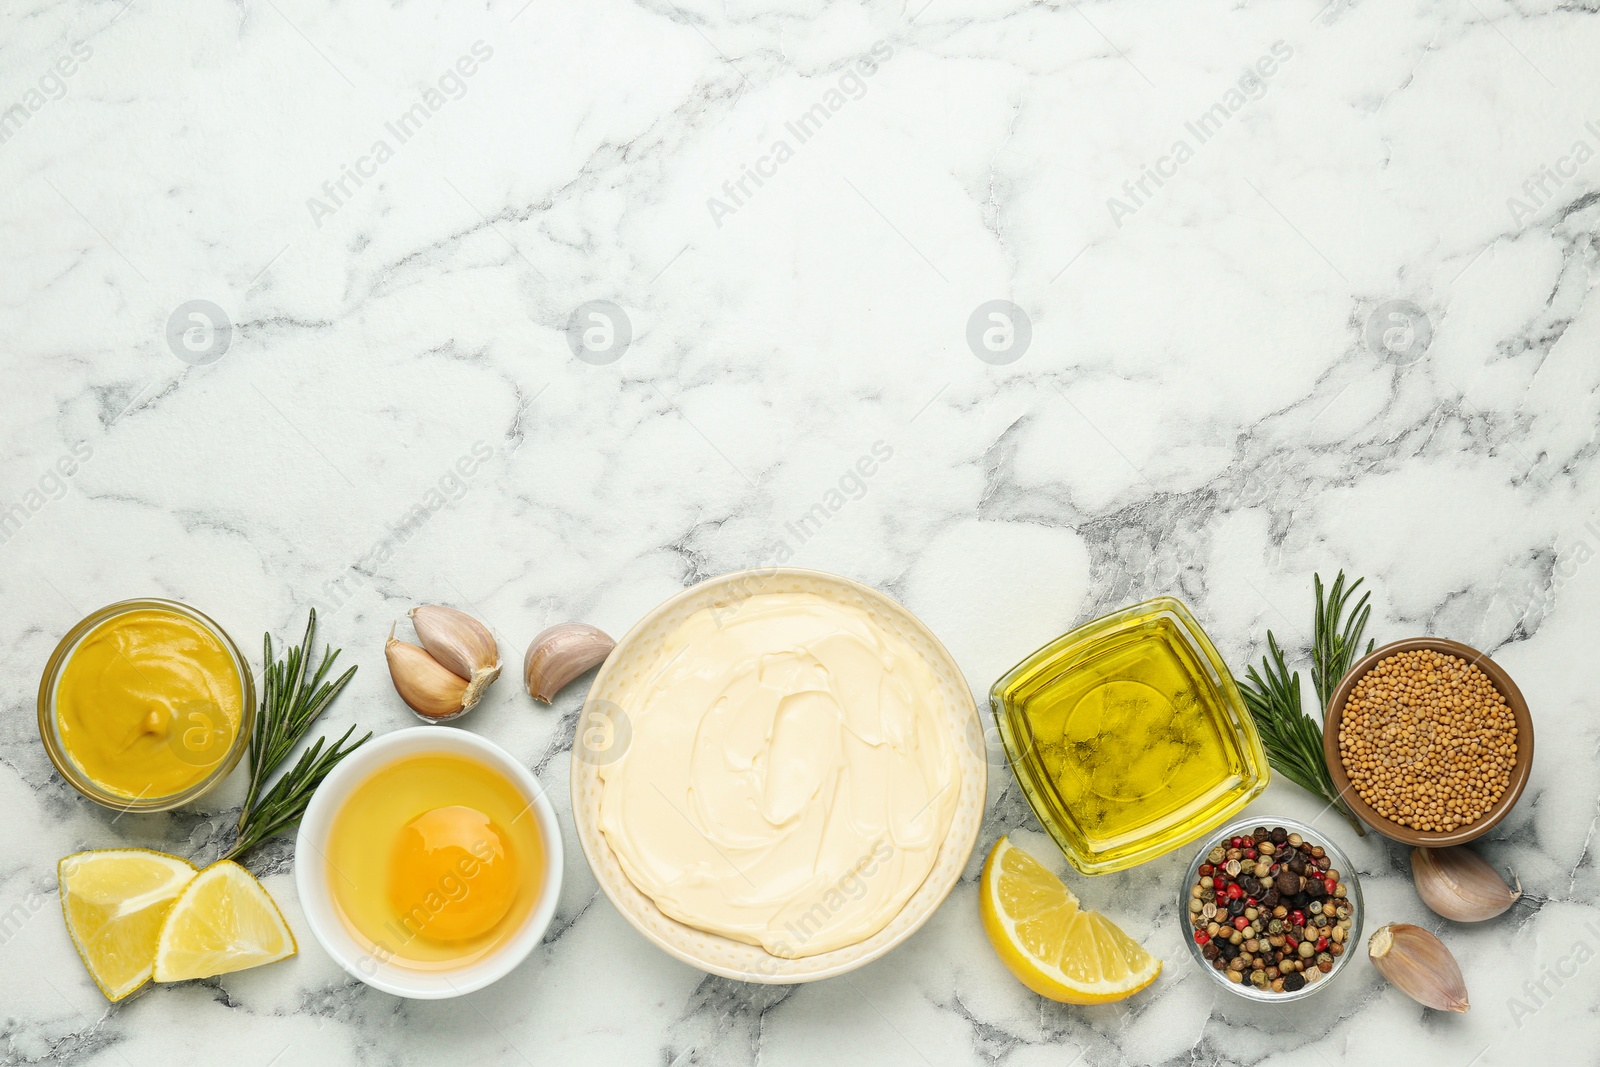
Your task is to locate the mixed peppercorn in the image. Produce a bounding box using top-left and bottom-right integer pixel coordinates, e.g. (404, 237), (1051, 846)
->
(1187, 826), (1354, 994)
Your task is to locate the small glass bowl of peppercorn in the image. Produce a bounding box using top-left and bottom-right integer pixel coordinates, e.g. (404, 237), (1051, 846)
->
(1179, 817), (1363, 1002)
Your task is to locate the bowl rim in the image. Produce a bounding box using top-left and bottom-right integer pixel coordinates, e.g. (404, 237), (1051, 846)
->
(1322, 637), (1533, 847)
(36, 597), (257, 812)
(569, 566), (986, 983)
(989, 595), (1271, 875)
(1178, 815), (1364, 1003)
(293, 727), (564, 999)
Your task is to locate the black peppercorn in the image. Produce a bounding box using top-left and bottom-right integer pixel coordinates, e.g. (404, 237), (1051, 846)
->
(1191, 826), (1352, 998)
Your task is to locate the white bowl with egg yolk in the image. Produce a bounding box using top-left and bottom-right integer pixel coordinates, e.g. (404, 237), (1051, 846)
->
(295, 727), (563, 998)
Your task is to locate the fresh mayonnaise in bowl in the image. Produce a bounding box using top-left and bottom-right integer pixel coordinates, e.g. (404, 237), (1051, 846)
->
(597, 589), (961, 957)
(571, 568), (987, 983)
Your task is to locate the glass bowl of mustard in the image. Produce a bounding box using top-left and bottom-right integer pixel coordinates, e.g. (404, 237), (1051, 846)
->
(991, 597), (1269, 876)
(38, 598), (256, 812)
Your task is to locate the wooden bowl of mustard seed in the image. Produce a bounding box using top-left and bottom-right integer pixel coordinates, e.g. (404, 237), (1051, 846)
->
(1323, 637), (1533, 847)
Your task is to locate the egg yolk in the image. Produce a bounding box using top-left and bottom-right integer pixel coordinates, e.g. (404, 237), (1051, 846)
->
(388, 805), (518, 942)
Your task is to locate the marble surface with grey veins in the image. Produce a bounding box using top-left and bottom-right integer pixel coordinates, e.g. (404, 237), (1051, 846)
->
(3, 0), (1599, 1064)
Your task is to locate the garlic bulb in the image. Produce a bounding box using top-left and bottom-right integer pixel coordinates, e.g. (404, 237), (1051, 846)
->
(1411, 846), (1521, 922)
(409, 605), (502, 708)
(524, 623), (614, 703)
(386, 630), (471, 721)
(1368, 923), (1470, 1012)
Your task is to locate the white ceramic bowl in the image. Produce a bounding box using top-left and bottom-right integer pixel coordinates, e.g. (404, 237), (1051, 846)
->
(295, 728), (563, 999)
(571, 567), (987, 983)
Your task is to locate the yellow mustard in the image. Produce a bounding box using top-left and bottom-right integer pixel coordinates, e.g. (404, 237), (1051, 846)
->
(55, 608), (243, 799)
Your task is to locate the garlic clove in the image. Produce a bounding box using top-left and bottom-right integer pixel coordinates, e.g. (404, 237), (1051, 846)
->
(409, 605), (502, 708)
(1368, 923), (1470, 1013)
(386, 631), (470, 721)
(524, 623), (615, 703)
(1411, 847), (1521, 923)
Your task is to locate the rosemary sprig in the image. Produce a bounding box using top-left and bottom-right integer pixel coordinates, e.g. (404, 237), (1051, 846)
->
(1241, 634), (1364, 836)
(1238, 571), (1375, 837)
(223, 726), (367, 861)
(1312, 572), (1375, 712)
(223, 609), (368, 862)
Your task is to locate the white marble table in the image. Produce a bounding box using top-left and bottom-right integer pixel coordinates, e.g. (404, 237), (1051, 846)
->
(4, 0), (1598, 1063)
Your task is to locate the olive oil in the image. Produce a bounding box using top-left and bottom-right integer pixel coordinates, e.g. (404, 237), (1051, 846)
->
(992, 598), (1268, 875)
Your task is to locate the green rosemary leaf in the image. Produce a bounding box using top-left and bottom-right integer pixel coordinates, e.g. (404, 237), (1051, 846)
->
(1238, 576), (1372, 836)
(1312, 571), (1375, 713)
(227, 609), (363, 862)
(223, 725), (370, 862)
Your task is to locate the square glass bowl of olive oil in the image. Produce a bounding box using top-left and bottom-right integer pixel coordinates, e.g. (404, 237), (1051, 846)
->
(991, 598), (1269, 875)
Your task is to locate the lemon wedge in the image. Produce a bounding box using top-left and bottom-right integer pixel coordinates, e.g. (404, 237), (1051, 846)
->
(58, 849), (198, 1001)
(152, 861), (296, 982)
(980, 835), (1161, 1004)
